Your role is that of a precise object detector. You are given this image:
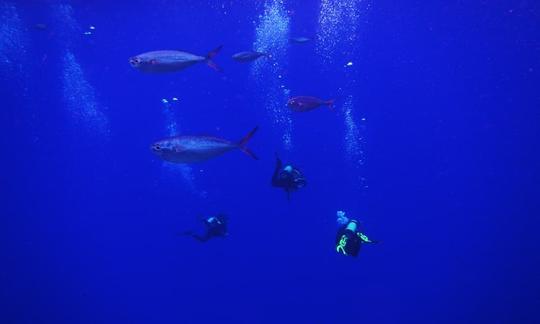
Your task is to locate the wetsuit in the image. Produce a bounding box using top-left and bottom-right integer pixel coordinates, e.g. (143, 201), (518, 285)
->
(184, 215), (228, 242)
(335, 221), (374, 257)
(271, 155), (306, 199)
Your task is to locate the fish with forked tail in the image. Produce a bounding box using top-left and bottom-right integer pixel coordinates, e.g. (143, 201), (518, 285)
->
(232, 51), (268, 63)
(287, 96), (335, 112)
(289, 37), (311, 44)
(129, 45), (223, 73)
(151, 127), (258, 163)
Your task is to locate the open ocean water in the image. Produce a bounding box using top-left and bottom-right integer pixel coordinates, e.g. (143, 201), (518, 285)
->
(1, 1), (539, 323)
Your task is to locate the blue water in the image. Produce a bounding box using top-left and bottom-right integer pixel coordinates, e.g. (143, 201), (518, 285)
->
(1, 1), (539, 323)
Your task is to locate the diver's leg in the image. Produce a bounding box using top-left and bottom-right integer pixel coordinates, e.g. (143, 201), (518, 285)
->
(179, 230), (209, 242)
(272, 155), (283, 186)
(191, 234), (210, 242)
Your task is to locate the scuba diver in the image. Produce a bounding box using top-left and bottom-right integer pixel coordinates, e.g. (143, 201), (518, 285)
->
(271, 153), (306, 199)
(335, 210), (376, 257)
(181, 214), (228, 242)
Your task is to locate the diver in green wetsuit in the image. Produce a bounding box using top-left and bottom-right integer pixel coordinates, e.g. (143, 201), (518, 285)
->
(335, 211), (376, 257)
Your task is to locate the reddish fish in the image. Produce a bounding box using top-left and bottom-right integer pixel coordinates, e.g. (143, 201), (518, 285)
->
(287, 96), (334, 112)
(151, 127), (258, 163)
(129, 45), (222, 73)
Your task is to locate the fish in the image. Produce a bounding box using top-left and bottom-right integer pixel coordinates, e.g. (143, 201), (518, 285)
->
(289, 37), (311, 44)
(129, 45), (222, 73)
(34, 23), (47, 31)
(232, 51), (268, 63)
(287, 96), (335, 112)
(151, 127), (258, 163)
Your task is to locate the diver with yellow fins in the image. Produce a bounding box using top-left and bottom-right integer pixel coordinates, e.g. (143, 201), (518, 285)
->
(335, 210), (377, 257)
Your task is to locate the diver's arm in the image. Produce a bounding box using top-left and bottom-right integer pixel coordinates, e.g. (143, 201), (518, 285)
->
(275, 154), (283, 171)
(358, 232), (377, 243)
(192, 234), (210, 242)
(292, 170), (306, 187)
(272, 154), (283, 185)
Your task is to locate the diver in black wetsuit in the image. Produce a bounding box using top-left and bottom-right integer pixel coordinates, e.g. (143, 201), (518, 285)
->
(335, 211), (376, 257)
(182, 214), (228, 242)
(271, 154), (306, 199)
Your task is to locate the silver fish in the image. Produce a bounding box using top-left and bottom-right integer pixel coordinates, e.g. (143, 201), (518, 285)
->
(232, 51), (268, 63)
(289, 37), (311, 44)
(151, 127), (258, 163)
(129, 45), (222, 73)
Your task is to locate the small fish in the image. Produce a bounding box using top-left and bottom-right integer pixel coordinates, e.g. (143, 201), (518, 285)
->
(287, 96), (334, 112)
(151, 127), (258, 163)
(289, 37), (311, 44)
(34, 23), (47, 30)
(232, 51), (268, 63)
(130, 45), (222, 73)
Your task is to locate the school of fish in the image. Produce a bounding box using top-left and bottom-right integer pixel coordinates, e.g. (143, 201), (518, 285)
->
(129, 39), (334, 164)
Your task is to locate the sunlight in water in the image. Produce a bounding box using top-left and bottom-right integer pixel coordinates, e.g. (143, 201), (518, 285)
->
(251, 0), (293, 150)
(160, 100), (197, 193)
(0, 3), (28, 84)
(62, 51), (109, 136)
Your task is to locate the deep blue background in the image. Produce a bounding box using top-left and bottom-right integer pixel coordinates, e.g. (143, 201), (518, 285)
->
(1, 1), (539, 323)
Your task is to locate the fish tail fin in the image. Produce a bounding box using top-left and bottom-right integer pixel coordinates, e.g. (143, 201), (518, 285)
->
(238, 126), (259, 160)
(240, 147), (258, 160)
(206, 45), (223, 72)
(326, 99), (335, 111)
(239, 126), (258, 147)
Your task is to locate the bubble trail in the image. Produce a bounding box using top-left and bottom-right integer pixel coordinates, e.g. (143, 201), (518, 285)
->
(251, 0), (293, 150)
(0, 3), (28, 86)
(317, 0), (369, 189)
(343, 95), (365, 163)
(160, 100), (197, 193)
(62, 51), (109, 136)
(54, 3), (109, 137)
(317, 0), (365, 65)
(51, 4), (80, 47)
